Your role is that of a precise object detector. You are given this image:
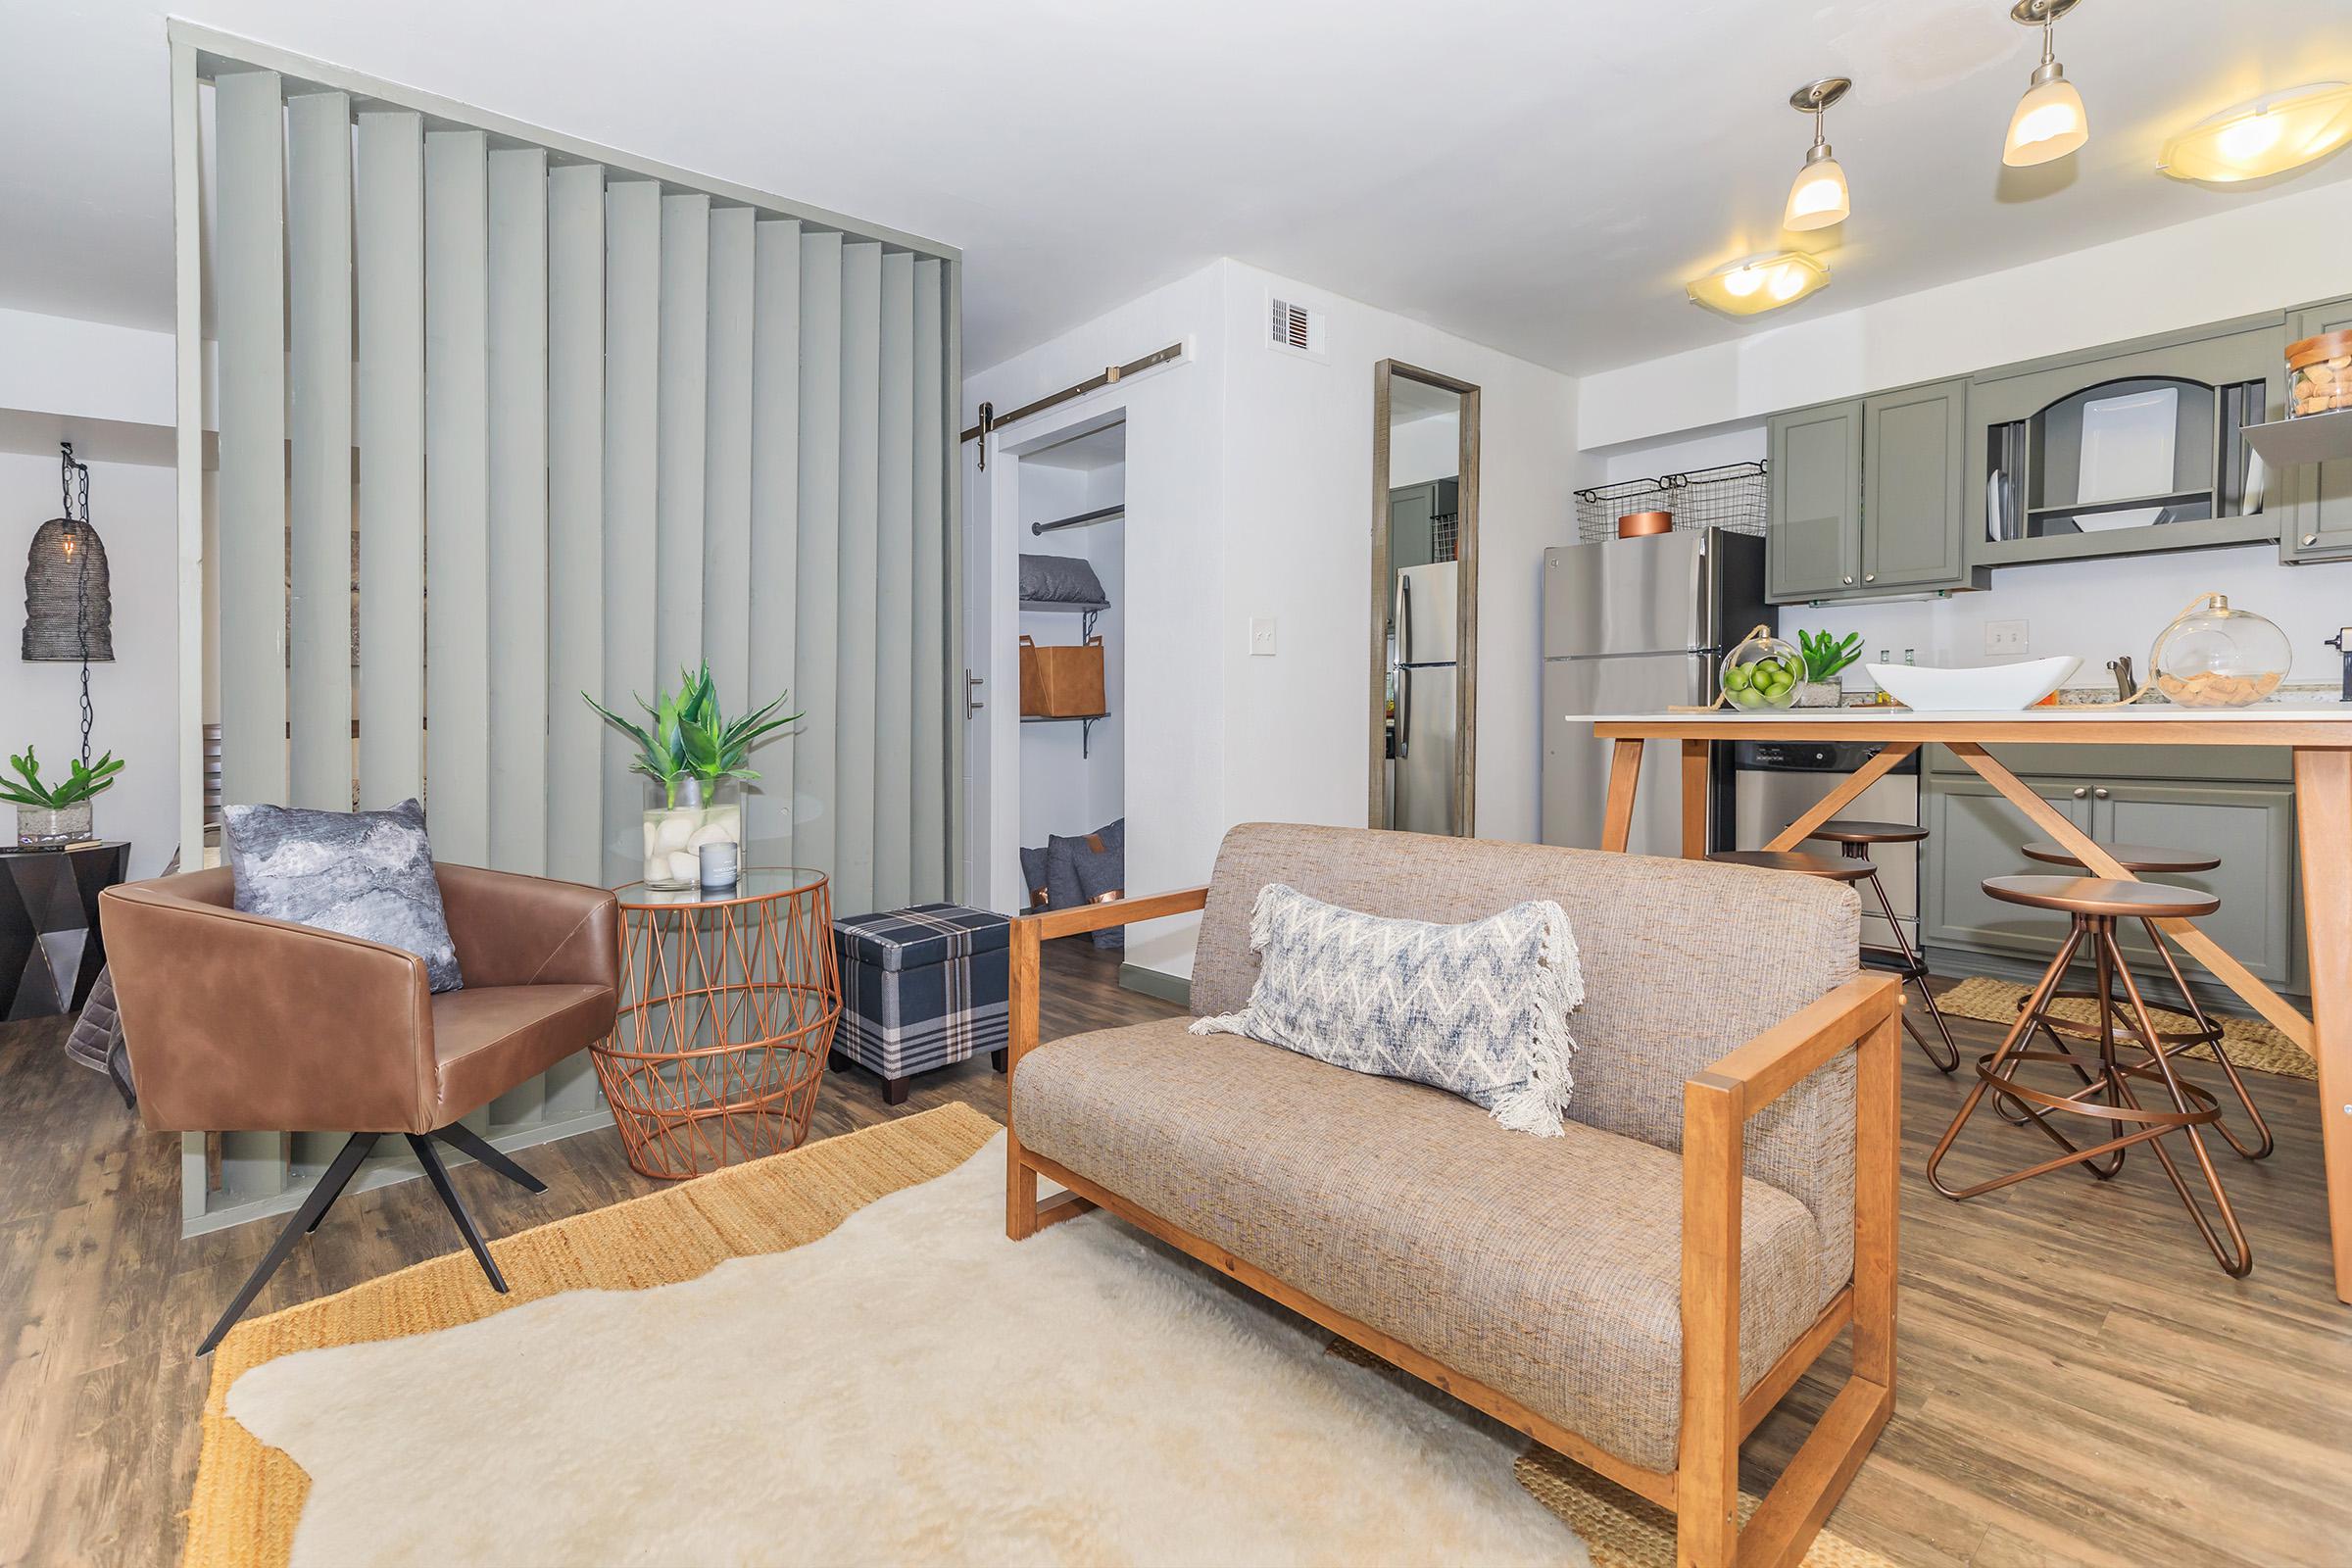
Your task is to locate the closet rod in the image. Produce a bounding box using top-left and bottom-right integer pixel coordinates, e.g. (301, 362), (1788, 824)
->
(1030, 503), (1123, 536)
(962, 340), (1184, 466)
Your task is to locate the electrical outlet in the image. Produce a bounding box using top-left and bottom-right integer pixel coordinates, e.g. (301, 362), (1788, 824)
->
(1985, 619), (2030, 657)
(1250, 617), (1277, 658)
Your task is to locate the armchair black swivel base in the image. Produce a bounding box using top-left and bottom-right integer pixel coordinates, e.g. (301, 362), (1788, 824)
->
(196, 1123), (546, 1357)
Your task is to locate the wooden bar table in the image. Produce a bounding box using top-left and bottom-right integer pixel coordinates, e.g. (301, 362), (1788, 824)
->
(1590, 702), (2352, 1304)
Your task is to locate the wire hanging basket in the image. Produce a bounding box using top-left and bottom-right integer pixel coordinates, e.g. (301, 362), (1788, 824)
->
(1574, 461), (1768, 543)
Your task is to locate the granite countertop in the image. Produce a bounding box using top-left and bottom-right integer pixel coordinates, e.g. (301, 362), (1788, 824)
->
(1838, 681), (2345, 710)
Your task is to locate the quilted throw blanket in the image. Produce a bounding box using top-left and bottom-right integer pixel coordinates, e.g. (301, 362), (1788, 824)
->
(1191, 884), (1582, 1135)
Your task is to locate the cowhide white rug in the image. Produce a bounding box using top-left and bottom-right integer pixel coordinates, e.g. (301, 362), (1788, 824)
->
(226, 1132), (1587, 1566)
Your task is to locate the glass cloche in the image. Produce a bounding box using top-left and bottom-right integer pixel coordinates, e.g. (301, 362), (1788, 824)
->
(2150, 594), (2289, 708)
(1721, 635), (1806, 710)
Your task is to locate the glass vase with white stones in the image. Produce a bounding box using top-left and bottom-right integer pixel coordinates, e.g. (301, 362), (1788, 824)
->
(643, 776), (742, 891)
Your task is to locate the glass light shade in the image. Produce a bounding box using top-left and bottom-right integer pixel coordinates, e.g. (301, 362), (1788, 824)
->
(1686, 253), (1831, 317)
(2004, 75), (2088, 166)
(2159, 83), (2352, 183)
(1783, 155), (1849, 230)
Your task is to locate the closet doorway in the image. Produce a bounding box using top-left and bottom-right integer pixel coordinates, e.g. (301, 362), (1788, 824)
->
(976, 403), (1127, 918)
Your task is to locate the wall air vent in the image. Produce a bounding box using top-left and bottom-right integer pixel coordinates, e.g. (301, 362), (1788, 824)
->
(1267, 296), (1327, 361)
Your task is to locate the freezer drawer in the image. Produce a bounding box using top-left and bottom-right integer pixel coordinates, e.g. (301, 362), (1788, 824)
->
(1543, 653), (1713, 856)
(1542, 534), (1708, 660)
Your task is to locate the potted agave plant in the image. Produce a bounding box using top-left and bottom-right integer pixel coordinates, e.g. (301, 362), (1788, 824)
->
(4, 745), (124, 846)
(1794, 630), (1863, 708)
(586, 664), (800, 890)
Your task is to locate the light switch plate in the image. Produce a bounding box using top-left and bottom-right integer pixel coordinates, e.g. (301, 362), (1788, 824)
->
(1250, 617), (1277, 657)
(1985, 619), (2030, 657)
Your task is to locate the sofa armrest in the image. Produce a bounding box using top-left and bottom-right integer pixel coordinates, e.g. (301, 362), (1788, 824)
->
(1676, 972), (1902, 1561)
(436, 863), (621, 992)
(1005, 885), (1209, 1077)
(98, 878), (435, 1135)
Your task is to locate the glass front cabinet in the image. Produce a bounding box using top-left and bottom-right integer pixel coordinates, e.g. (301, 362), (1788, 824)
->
(1965, 318), (2284, 567)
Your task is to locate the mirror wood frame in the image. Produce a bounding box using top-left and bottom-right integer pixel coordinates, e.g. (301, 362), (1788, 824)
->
(1367, 359), (1481, 835)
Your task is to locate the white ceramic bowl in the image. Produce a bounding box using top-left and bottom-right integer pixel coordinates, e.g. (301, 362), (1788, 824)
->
(1868, 656), (2082, 712)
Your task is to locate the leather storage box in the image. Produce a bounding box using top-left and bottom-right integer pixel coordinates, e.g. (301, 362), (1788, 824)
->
(1018, 634), (1106, 717)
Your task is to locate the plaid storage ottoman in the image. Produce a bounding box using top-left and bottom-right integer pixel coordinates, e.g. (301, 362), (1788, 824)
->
(831, 903), (1011, 1104)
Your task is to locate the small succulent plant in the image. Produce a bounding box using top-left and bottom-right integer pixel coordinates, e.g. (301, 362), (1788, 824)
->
(585, 663), (801, 808)
(1796, 629), (1864, 685)
(1, 745), (123, 810)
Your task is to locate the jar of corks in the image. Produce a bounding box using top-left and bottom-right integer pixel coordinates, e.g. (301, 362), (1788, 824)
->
(2287, 329), (2352, 418)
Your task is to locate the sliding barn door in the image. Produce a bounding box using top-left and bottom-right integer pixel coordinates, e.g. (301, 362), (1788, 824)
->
(175, 39), (961, 1236)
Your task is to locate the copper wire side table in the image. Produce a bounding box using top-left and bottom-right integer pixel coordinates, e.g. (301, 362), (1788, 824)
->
(592, 868), (841, 1179)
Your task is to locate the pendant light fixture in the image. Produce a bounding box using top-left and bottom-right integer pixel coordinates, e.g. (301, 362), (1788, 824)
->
(2159, 83), (2352, 183)
(22, 443), (112, 771)
(2002, 0), (2089, 167)
(1784, 77), (1853, 231)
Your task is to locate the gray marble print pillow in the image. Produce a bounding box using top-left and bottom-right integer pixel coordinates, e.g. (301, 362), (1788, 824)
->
(222, 799), (463, 993)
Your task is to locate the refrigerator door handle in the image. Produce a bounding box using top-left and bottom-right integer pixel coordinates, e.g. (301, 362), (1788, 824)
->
(1396, 655), (1411, 760)
(1396, 571), (1413, 666)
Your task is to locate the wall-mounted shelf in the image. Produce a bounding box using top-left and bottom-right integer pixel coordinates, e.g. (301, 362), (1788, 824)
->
(2244, 408), (2352, 468)
(1031, 504), (1124, 536)
(1018, 599), (1108, 639)
(1021, 712), (1108, 758)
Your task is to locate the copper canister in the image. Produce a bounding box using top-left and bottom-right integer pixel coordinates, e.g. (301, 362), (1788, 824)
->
(1617, 511), (1673, 538)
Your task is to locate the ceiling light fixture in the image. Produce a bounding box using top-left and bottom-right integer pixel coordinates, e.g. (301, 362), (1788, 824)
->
(2002, 0), (2089, 168)
(2159, 82), (2352, 183)
(1686, 253), (1832, 317)
(1784, 77), (1853, 230)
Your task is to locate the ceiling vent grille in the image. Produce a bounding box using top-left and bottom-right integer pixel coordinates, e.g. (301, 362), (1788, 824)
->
(1267, 296), (1326, 360)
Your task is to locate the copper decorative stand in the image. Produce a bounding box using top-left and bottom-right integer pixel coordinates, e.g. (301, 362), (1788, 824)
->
(592, 868), (841, 1179)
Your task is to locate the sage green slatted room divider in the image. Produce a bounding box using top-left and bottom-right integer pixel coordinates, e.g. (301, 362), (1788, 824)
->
(169, 25), (963, 1237)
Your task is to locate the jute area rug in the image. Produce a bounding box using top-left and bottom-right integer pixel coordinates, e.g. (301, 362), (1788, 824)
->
(186, 1102), (1889, 1567)
(1935, 975), (2317, 1080)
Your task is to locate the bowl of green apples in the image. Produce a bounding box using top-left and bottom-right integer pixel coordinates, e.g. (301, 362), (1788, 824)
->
(1720, 638), (1806, 710)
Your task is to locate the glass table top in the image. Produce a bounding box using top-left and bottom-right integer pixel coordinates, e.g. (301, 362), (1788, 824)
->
(612, 866), (827, 909)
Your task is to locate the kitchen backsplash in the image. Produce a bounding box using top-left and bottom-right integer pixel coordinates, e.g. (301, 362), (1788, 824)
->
(1795, 542), (2352, 691)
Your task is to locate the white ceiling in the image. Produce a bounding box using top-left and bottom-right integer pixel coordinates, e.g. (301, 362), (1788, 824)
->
(6, 1), (2352, 381)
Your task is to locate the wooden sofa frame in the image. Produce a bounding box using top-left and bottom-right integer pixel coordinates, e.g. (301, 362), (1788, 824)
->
(1004, 886), (1902, 1568)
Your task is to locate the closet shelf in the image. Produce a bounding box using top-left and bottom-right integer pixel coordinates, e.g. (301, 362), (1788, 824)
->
(1019, 598), (1108, 638)
(1030, 504), (1124, 536)
(1021, 712), (1108, 759)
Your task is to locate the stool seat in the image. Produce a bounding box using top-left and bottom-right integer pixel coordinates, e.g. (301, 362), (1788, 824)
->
(1982, 874), (2219, 920)
(1706, 849), (1874, 884)
(1806, 818), (1929, 846)
(2019, 840), (2222, 874)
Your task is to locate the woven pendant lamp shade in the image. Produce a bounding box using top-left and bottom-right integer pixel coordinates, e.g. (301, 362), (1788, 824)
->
(23, 516), (114, 662)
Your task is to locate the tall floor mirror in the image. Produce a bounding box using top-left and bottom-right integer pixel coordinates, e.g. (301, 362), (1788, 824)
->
(1369, 361), (1480, 836)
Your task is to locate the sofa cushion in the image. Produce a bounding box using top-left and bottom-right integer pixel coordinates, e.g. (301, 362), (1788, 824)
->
(1188, 823), (1858, 1299)
(1191, 884), (1580, 1135)
(1012, 1015), (1829, 1474)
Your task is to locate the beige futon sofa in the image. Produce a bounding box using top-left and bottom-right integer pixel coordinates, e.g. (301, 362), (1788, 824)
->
(1004, 823), (1900, 1568)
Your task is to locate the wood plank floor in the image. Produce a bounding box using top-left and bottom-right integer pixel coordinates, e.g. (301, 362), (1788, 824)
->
(2, 947), (2346, 1566)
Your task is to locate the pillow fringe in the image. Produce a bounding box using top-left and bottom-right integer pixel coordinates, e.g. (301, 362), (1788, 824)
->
(1493, 901), (1580, 1136)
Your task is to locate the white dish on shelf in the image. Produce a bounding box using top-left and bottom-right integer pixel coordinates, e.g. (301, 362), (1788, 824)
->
(2073, 386), (2176, 531)
(1868, 656), (2082, 712)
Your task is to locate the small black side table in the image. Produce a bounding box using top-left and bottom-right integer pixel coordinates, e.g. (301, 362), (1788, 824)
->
(1, 840), (129, 1020)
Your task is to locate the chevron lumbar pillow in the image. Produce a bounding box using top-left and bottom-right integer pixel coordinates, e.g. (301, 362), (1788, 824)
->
(1190, 884), (1581, 1135)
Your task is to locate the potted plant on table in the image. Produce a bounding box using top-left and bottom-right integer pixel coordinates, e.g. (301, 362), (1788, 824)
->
(3, 745), (123, 846)
(1794, 630), (1862, 708)
(586, 664), (800, 890)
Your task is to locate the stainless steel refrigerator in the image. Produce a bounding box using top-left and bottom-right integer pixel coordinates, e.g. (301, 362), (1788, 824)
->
(1541, 529), (1767, 856)
(1389, 560), (1459, 835)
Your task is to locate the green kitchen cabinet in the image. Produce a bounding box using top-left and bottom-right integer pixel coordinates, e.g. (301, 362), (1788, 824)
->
(1768, 381), (1982, 604)
(2283, 295), (2352, 564)
(1862, 379), (1984, 593)
(1767, 400), (1861, 603)
(1923, 770), (2303, 993)
(1389, 481), (1439, 571)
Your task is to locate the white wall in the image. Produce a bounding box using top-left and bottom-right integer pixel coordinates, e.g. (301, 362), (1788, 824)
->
(0, 451), (180, 879)
(1578, 176), (2352, 451)
(966, 257), (1582, 983)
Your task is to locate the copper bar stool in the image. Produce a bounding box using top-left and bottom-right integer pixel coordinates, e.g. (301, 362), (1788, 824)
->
(1704, 842), (1956, 1072)
(2013, 840), (2272, 1160)
(1806, 820), (1960, 1073)
(1927, 875), (2251, 1277)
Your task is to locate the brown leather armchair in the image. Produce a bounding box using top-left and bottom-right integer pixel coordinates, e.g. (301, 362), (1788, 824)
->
(100, 862), (620, 1353)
